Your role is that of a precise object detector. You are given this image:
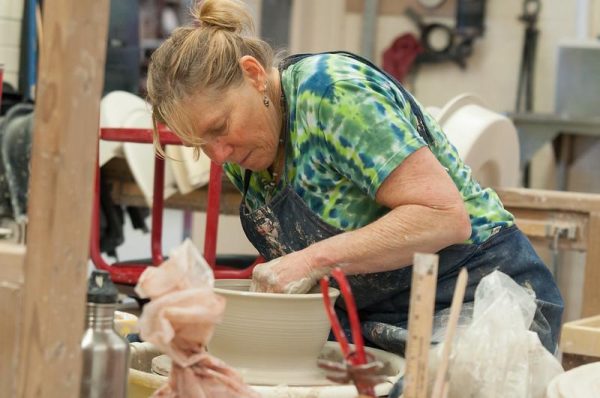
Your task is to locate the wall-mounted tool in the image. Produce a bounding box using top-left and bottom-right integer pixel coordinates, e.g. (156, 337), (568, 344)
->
(514, 0), (541, 187)
(404, 0), (487, 69)
(515, 0), (541, 112)
(456, 0), (486, 38)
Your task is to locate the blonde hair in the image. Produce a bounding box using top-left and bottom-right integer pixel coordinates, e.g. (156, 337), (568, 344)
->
(147, 0), (274, 154)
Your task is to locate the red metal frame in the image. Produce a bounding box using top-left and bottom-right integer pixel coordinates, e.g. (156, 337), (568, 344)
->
(90, 126), (258, 285)
(321, 269), (375, 397)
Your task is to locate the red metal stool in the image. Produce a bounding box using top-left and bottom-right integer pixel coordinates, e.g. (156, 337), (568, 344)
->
(90, 126), (259, 285)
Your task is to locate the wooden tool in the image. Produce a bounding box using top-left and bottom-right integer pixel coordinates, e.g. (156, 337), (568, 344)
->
(403, 253), (439, 398)
(431, 267), (469, 398)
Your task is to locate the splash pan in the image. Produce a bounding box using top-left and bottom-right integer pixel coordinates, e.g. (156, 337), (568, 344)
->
(144, 342), (404, 397)
(252, 341), (405, 397)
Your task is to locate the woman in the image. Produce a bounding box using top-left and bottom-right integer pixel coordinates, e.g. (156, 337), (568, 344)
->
(147, 0), (563, 354)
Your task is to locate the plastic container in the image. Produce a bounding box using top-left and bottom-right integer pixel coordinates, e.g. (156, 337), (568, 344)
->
(560, 315), (600, 370)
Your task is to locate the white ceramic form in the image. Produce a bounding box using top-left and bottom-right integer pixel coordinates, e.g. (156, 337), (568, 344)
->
(165, 145), (211, 195)
(435, 93), (521, 188)
(100, 91), (178, 205)
(210, 279), (340, 386)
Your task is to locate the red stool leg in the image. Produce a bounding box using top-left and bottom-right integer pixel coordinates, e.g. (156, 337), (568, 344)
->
(90, 159), (110, 272)
(151, 152), (165, 265)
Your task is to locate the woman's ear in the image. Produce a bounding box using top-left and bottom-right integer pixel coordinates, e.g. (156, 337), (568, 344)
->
(239, 55), (267, 91)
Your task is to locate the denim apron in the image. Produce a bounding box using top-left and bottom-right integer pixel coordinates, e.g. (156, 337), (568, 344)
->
(239, 52), (564, 354)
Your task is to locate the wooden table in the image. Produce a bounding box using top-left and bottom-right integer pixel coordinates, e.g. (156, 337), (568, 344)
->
(102, 158), (241, 215)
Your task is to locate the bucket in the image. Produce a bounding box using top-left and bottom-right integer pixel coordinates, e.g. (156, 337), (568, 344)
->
(127, 343), (165, 398)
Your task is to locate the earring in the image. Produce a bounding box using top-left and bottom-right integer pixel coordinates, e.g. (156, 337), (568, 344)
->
(262, 83), (270, 108)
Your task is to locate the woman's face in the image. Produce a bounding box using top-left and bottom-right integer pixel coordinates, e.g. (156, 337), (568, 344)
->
(183, 60), (281, 171)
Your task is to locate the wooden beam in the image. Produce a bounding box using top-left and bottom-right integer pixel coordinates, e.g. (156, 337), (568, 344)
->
(497, 187), (600, 213)
(102, 158), (243, 215)
(16, 0), (110, 396)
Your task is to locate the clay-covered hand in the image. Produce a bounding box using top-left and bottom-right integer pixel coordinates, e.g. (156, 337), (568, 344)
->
(249, 251), (330, 294)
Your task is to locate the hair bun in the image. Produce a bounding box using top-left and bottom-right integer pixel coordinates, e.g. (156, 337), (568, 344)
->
(193, 0), (255, 35)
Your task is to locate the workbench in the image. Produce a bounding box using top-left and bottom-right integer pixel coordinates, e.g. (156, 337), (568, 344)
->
(498, 187), (600, 318)
(103, 158), (600, 317)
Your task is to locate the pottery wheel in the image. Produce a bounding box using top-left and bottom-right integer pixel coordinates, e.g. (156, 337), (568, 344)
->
(150, 342), (404, 391)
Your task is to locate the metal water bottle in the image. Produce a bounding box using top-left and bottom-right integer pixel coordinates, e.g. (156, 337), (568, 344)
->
(80, 270), (129, 398)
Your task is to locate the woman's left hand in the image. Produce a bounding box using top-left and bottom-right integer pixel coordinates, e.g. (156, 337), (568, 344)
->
(249, 251), (329, 294)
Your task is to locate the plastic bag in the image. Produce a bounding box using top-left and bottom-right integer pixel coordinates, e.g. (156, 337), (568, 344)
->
(430, 271), (563, 398)
(135, 239), (260, 398)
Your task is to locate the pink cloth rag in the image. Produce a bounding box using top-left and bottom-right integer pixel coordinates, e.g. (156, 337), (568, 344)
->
(135, 239), (260, 398)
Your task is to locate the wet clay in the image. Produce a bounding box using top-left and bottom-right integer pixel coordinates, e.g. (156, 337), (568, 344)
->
(209, 279), (340, 386)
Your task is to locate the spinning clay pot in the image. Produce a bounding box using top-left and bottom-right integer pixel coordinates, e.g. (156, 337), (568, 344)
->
(210, 279), (340, 386)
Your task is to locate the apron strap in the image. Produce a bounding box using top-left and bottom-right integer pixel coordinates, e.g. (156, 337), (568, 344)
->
(280, 51), (434, 146)
(243, 169), (252, 195)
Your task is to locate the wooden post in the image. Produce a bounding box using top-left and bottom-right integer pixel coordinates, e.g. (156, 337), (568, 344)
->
(583, 212), (600, 317)
(15, 0), (110, 396)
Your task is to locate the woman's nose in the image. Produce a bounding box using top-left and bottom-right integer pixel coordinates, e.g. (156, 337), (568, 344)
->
(203, 139), (233, 164)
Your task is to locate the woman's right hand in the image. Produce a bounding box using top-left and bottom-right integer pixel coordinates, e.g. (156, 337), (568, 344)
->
(249, 251), (329, 294)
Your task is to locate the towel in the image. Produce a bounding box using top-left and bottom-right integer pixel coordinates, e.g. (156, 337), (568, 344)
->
(136, 239), (260, 398)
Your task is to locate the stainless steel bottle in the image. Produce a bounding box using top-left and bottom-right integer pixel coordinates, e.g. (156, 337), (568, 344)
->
(80, 270), (129, 398)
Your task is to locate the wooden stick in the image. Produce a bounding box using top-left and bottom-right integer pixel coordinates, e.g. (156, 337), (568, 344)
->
(430, 268), (468, 398)
(403, 253), (439, 398)
(35, 3), (43, 51)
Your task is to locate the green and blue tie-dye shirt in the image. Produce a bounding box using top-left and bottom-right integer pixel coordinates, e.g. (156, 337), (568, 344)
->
(224, 53), (514, 244)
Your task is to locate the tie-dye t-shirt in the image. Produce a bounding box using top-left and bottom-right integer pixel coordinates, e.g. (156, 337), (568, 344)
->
(224, 53), (514, 244)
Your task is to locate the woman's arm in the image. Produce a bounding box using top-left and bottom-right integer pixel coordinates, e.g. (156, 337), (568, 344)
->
(250, 146), (472, 293)
(307, 146), (471, 274)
